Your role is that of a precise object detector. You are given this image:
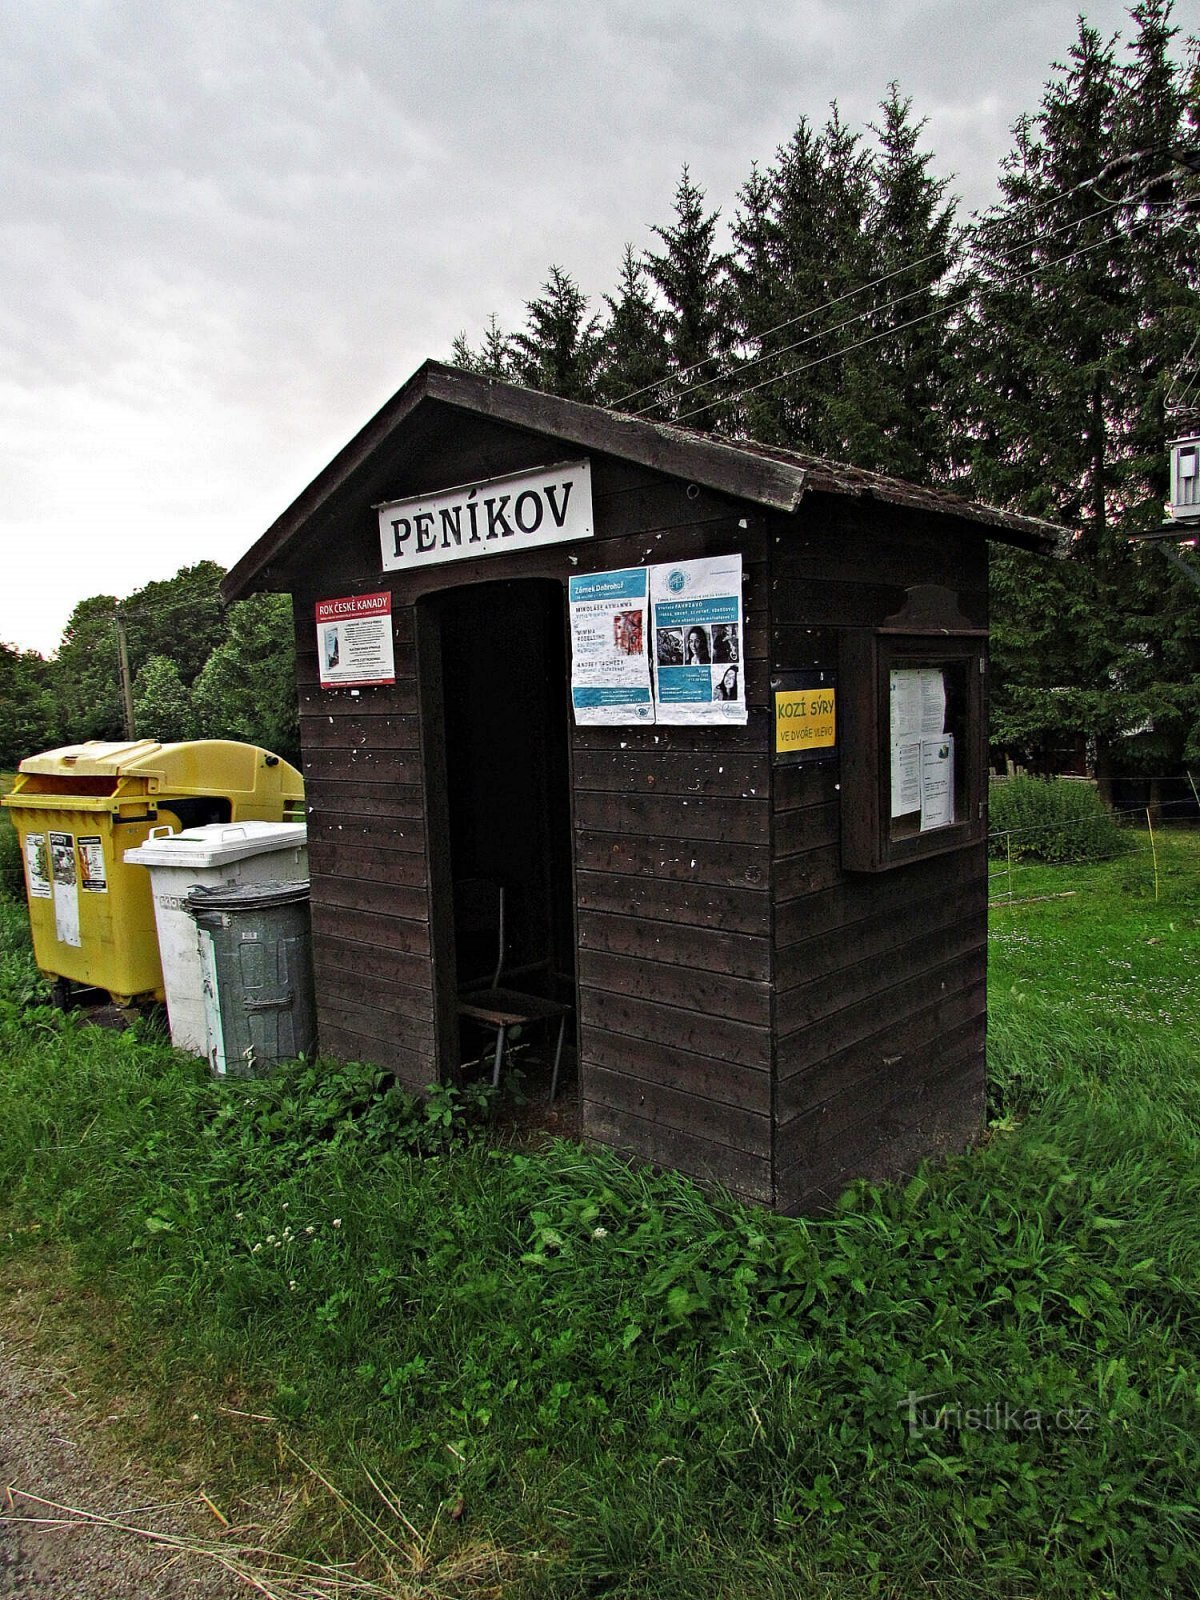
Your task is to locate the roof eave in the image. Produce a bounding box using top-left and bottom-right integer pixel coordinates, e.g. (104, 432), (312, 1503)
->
(222, 362), (810, 602)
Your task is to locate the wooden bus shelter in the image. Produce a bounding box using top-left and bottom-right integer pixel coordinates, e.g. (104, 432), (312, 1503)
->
(224, 361), (1056, 1213)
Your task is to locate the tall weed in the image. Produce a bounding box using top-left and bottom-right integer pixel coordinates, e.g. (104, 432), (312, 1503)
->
(2, 851), (1200, 1598)
(989, 776), (1129, 863)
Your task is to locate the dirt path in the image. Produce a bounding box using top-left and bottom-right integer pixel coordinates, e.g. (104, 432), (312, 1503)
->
(0, 1298), (247, 1598)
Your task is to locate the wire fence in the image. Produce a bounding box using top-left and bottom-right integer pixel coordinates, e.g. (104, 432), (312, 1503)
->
(987, 804), (1197, 909)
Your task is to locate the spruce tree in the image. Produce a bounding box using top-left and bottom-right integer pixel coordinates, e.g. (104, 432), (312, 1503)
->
(855, 85), (959, 482)
(644, 167), (731, 431)
(728, 114), (875, 452)
(595, 245), (670, 415)
(450, 314), (513, 378)
(964, 11), (1200, 788)
(508, 266), (602, 403)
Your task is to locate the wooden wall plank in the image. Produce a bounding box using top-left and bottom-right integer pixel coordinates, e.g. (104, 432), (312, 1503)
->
(572, 749), (763, 799)
(772, 846), (844, 902)
(314, 932), (433, 991)
(574, 831), (767, 891)
(578, 988), (771, 1068)
(305, 843), (427, 887)
(776, 913), (984, 1037)
(306, 816), (429, 853)
(584, 1064), (770, 1156)
(581, 1100), (773, 1202)
(303, 779), (425, 817)
(309, 872), (429, 922)
(774, 846), (985, 947)
(583, 1026), (771, 1112)
(777, 979), (986, 1120)
(776, 882), (984, 994)
(576, 869), (770, 935)
(313, 964), (435, 1024)
(299, 710), (422, 749)
(574, 790), (768, 845)
(578, 908), (770, 982)
(778, 950), (982, 1078)
(310, 899), (431, 957)
(319, 1023), (432, 1091)
(778, 1016), (982, 1165)
(299, 680), (420, 717)
(301, 747), (423, 785)
(776, 1052), (984, 1215)
(578, 948), (771, 1027)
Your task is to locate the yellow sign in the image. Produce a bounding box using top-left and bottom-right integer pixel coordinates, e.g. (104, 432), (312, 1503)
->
(775, 686), (836, 754)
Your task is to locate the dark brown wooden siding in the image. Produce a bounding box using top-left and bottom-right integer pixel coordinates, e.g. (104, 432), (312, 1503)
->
(769, 496), (989, 1215)
(287, 405), (995, 1214)
(572, 457), (775, 1203)
(293, 597), (437, 1090)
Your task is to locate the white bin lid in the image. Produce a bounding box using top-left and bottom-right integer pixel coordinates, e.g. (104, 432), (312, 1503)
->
(124, 820), (307, 869)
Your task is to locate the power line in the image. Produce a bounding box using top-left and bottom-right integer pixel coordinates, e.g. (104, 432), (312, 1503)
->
(670, 208), (1171, 427)
(609, 150), (1169, 415)
(628, 188), (1151, 422)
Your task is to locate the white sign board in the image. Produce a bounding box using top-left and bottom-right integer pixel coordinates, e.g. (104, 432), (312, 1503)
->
(650, 556), (747, 726)
(315, 592), (396, 689)
(568, 568), (654, 725)
(378, 460), (593, 572)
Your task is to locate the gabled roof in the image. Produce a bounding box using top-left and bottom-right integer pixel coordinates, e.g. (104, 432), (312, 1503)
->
(223, 360), (1059, 600)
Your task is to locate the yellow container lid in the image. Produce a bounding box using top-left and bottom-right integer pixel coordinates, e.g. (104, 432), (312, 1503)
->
(4, 740), (303, 804)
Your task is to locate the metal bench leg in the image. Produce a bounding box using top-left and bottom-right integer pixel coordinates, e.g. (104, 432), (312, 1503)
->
(549, 1015), (567, 1102)
(491, 1024), (508, 1089)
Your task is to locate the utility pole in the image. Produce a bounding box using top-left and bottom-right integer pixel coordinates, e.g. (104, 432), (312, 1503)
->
(115, 608), (136, 739)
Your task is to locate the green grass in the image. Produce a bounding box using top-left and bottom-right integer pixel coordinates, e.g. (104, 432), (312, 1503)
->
(0, 773), (19, 898)
(1, 837), (1199, 1598)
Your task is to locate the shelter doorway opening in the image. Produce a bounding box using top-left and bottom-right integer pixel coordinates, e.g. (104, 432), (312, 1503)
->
(426, 578), (576, 1106)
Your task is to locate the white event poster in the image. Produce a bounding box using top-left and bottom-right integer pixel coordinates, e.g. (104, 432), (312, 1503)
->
(649, 556), (747, 725)
(568, 568), (654, 725)
(920, 735), (955, 831)
(891, 740), (922, 818)
(48, 831), (81, 948)
(24, 832), (51, 899)
(315, 593), (396, 689)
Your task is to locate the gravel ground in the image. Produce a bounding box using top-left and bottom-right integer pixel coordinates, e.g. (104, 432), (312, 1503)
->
(0, 1301), (248, 1598)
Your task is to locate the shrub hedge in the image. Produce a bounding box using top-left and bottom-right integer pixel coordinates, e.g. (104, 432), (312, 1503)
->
(988, 776), (1129, 864)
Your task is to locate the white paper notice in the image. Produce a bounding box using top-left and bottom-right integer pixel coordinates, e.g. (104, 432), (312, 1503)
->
(649, 556), (747, 726)
(891, 740), (922, 818)
(890, 669), (923, 745)
(919, 668), (946, 735)
(24, 832), (51, 899)
(78, 836), (108, 894)
(920, 735), (955, 831)
(891, 667), (946, 742)
(48, 831), (81, 947)
(568, 568), (654, 725)
(315, 593), (396, 688)
(891, 667), (949, 817)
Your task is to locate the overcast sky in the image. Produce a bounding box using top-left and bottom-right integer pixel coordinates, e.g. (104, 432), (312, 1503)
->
(0, 0), (1171, 656)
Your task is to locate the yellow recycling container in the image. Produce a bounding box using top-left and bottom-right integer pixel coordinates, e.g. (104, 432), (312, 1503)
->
(2, 740), (304, 1007)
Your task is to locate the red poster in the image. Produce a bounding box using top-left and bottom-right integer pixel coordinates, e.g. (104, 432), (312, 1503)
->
(315, 593), (395, 688)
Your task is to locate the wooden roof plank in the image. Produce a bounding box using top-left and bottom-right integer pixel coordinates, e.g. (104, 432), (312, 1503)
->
(222, 360), (1060, 601)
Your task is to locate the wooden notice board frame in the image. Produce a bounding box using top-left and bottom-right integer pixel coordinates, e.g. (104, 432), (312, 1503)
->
(840, 622), (987, 874)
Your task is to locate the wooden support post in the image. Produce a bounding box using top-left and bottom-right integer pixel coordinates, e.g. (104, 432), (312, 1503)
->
(115, 608), (136, 740)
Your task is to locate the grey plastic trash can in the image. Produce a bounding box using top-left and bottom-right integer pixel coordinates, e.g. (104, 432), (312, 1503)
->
(185, 880), (316, 1077)
(124, 822), (307, 1055)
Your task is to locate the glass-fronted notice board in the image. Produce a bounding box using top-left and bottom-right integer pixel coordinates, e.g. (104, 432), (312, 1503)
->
(841, 629), (985, 873)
